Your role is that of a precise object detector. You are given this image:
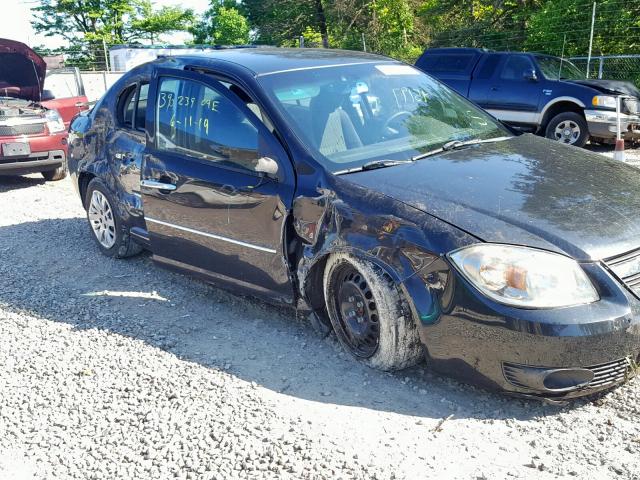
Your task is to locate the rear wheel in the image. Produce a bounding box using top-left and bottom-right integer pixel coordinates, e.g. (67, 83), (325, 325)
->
(85, 178), (142, 258)
(41, 165), (67, 181)
(323, 254), (422, 371)
(545, 112), (589, 147)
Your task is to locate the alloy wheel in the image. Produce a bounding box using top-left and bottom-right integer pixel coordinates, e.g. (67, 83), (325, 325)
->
(554, 120), (581, 144)
(88, 190), (116, 249)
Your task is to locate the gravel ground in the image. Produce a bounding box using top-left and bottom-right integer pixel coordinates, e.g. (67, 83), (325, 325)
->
(1, 148), (640, 480)
(586, 143), (640, 165)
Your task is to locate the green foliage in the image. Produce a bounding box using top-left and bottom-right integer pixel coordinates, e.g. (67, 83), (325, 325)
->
(242, 0), (321, 46)
(526, 0), (640, 56)
(131, 1), (195, 44)
(31, 0), (640, 79)
(31, 0), (194, 69)
(212, 7), (250, 45)
(190, 1), (250, 45)
(32, 0), (194, 44)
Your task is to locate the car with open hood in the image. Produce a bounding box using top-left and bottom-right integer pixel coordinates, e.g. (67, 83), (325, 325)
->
(0, 38), (88, 181)
(67, 48), (640, 400)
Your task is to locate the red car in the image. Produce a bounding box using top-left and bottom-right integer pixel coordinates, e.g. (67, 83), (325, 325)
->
(0, 38), (88, 181)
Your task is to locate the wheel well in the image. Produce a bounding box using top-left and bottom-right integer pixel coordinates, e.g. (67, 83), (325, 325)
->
(303, 254), (330, 318)
(540, 101), (585, 130)
(302, 252), (402, 324)
(78, 172), (95, 209)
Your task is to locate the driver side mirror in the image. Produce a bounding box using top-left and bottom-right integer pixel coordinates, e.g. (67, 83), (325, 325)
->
(524, 69), (538, 82)
(255, 156), (279, 180)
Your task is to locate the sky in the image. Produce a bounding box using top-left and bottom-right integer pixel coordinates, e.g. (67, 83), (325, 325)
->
(5, 0), (211, 49)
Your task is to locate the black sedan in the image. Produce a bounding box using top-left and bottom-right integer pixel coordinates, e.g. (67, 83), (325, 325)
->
(68, 48), (640, 400)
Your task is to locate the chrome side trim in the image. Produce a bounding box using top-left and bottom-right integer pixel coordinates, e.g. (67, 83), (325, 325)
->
(485, 109), (541, 124)
(145, 217), (277, 254)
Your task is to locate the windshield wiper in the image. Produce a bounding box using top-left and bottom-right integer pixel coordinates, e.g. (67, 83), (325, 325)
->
(362, 159), (414, 170)
(411, 136), (512, 161)
(334, 136), (512, 175)
(334, 159), (414, 175)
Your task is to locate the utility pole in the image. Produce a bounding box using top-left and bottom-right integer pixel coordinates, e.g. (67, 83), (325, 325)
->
(586, 2), (596, 78)
(102, 38), (110, 73)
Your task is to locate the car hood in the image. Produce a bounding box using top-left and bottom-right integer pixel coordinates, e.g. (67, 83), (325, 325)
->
(0, 38), (46, 102)
(343, 134), (640, 261)
(567, 79), (640, 98)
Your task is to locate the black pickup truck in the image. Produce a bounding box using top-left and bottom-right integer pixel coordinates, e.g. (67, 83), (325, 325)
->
(416, 48), (640, 147)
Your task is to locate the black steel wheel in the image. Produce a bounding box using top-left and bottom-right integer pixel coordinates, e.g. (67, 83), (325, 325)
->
(323, 254), (422, 371)
(332, 264), (380, 358)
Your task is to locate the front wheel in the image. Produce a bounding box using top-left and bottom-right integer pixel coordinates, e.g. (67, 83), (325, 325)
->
(545, 112), (589, 147)
(323, 254), (422, 371)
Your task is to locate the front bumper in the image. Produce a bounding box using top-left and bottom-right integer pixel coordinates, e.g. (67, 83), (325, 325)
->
(0, 132), (67, 176)
(585, 109), (640, 141)
(407, 260), (640, 399)
(0, 150), (66, 175)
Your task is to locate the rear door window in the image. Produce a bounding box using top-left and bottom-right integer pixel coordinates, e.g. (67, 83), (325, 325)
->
(475, 54), (501, 79)
(418, 54), (476, 73)
(118, 82), (149, 130)
(135, 83), (149, 131)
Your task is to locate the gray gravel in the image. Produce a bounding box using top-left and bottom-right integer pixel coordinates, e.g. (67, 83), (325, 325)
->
(1, 168), (639, 480)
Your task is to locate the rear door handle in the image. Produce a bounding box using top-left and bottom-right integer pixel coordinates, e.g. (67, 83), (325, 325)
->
(141, 179), (177, 191)
(114, 151), (132, 160)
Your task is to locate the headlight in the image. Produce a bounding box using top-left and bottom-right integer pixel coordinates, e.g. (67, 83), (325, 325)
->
(449, 244), (599, 308)
(45, 109), (66, 133)
(592, 95), (618, 109)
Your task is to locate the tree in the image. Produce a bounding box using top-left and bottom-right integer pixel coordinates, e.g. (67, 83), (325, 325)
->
(131, 1), (196, 45)
(31, 0), (194, 68)
(243, 0), (328, 47)
(191, 2), (250, 45)
(32, 0), (194, 43)
(526, 0), (640, 56)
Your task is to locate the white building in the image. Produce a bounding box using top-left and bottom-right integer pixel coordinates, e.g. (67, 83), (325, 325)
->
(109, 45), (220, 72)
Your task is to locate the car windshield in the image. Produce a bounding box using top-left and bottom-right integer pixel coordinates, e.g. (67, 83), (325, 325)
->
(535, 55), (585, 80)
(258, 63), (509, 173)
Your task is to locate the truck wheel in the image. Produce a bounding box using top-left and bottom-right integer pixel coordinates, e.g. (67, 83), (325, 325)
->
(323, 253), (422, 371)
(85, 178), (142, 258)
(41, 165), (67, 181)
(545, 112), (589, 147)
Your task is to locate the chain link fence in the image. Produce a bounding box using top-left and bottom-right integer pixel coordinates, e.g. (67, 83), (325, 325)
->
(570, 55), (640, 87)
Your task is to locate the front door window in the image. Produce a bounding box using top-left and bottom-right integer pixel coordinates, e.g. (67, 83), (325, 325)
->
(156, 77), (261, 173)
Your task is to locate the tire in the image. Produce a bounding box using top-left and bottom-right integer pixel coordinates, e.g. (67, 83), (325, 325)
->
(85, 178), (142, 258)
(41, 165), (67, 181)
(545, 112), (589, 147)
(323, 253), (422, 371)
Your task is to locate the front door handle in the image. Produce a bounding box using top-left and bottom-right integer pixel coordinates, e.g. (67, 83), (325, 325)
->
(141, 179), (177, 191)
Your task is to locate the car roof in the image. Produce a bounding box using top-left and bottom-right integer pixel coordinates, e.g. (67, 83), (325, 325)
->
(165, 47), (398, 76)
(421, 47), (489, 55)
